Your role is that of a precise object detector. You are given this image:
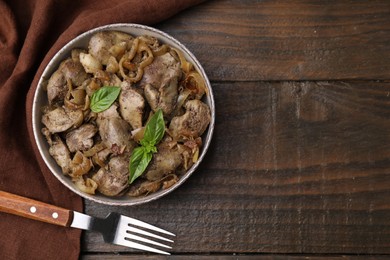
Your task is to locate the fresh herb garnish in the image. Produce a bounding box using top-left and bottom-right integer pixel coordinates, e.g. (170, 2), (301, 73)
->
(129, 109), (165, 184)
(90, 86), (121, 113)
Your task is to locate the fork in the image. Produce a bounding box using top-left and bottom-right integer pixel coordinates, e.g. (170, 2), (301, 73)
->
(0, 190), (174, 255)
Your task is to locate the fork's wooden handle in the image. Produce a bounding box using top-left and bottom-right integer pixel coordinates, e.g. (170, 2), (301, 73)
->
(0, 190), (73, 227)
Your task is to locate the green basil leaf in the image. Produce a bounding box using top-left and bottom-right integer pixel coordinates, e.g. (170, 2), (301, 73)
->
(143, 109), (165, 145)
(128, 109), (165, 184)
(140, 142), (157, 154)
(128, 146), (153, 184)
(90, 86), (121, 113)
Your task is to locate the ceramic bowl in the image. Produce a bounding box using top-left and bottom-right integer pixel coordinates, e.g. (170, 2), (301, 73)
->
(32, 23), (215, 206)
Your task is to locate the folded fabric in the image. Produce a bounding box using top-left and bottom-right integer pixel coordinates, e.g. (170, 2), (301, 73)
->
(0, 0), (204, 259)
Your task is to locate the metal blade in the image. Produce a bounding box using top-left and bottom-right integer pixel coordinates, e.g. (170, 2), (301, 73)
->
(123, 215), (175, 236)
(70, 211), (92, 230)
(125, 233), (172, 249)
(127, 226), (174, 242)
(115, 237), (171, 255)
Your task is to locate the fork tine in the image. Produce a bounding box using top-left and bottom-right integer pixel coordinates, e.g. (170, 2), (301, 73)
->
(116, 237), (171, 255)
(125, 233), (172, 249)
(127, 226), (174, 242)
(124, 216), (175, 236)
(114, 215), (175, 255)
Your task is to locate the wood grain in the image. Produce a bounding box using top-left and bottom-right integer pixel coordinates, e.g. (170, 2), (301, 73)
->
(82, 81), (390, 255)
(80, 1), (390, 257)
(0, 190), (72, 227)
(156, 0), (390, 81)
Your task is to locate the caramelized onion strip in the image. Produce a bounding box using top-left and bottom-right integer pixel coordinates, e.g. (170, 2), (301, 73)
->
(73, 177), (98, 194)
(64, 79), (89, 110)
(69, 151), (93, 178)
(139, 35), (168, 56)
(119, 38), (154, 83)
(83, 142), (106, 157)
(170, 88), (192, 118)
(184, 71), (208, 98)
(171, 48), (193, 73)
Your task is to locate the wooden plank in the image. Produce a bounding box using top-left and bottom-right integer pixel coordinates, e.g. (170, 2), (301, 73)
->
(82, 81), (390, 254)
(156, 0), (390, 81)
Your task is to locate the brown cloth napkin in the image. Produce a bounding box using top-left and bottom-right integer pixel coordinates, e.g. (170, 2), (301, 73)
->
(0, 0), (204, 259)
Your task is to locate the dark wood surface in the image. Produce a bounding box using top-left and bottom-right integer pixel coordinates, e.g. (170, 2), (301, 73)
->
(81, 0), (390, 258)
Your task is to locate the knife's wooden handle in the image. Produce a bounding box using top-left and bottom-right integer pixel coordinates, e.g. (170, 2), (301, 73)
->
(0, 190), (73, 227)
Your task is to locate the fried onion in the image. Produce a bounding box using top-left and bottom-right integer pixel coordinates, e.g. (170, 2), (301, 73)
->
(119, 37), (155, 83)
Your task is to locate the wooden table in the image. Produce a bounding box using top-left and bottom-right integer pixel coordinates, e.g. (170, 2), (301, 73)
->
(82, 1), (390, 259)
